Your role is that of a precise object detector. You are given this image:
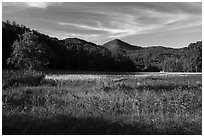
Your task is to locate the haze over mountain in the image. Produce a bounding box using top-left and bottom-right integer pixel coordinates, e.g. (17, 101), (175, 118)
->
(2, 21), (202, 72)
(102, 39), (142, 55)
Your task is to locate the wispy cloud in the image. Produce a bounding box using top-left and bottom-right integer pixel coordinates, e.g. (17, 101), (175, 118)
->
(57, 7), (200, 40)
(68, 33), (101, 41)
(58, 22), (137, 37)
(24, 2), (62, 9)
(2, 2), (201, 46)
(44, 30), (102, 42)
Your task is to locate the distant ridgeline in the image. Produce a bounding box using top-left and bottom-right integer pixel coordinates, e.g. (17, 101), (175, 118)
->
(2, 21), (202, 72)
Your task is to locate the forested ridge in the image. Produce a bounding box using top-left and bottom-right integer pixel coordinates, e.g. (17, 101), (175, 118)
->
(2, 21), (202, 72)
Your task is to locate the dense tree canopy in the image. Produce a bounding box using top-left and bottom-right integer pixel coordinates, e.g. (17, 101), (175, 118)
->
(7, 31), (51, 71)
(127, 44), (202, 72)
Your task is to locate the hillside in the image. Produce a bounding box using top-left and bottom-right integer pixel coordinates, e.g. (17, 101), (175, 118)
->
(2, 21), (135, 72)
(2, 20), (202, 72)
(103, 39), (202, 72)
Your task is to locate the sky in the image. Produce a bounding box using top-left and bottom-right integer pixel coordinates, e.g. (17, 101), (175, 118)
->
(2, 2), (202, 48)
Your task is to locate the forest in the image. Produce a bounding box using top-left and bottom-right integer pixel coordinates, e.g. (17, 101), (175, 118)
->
(2, 21), (202, 72)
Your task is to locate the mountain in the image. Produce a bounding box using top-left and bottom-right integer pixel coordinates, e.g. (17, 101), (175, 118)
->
(2, 20), (202, 72)
(62, 38), (105, 50)
(127, 42), (202, 72)
(102, 38), (202, 72)
(102, 39), (142, 55)
(2, 21), (136, 72)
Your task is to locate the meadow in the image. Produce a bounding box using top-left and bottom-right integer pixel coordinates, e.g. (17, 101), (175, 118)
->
(2, 70), (202, 135)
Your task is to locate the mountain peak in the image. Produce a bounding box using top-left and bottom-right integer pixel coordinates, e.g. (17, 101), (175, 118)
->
(108, 39), (129, 45)
(102, 39), (142, 51)
(111, 38), (122, 42)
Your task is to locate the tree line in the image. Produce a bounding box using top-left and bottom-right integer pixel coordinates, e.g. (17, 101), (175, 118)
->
(2, 21), (202, 72)
(127, 43), (202, 72)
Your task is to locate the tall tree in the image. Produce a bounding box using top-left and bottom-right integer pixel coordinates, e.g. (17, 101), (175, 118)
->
(7, 31), (50, 71)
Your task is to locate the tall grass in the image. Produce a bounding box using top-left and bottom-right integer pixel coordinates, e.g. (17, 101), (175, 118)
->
(2, 70), (202, 135)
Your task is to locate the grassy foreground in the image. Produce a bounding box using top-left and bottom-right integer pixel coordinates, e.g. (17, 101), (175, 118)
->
(2, 70), (202, 135)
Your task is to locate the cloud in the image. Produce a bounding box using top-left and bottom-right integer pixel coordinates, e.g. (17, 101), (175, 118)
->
(39, 28), (101, 41)
(59, 22), (139, 39)
(57, 10), (156, 39)
(58, 8), (197, 40)
(56, 2), (201, 40)
(3, 2), (62, 9)
(59, 22), (131, 34)
(3, 2), (201, 44)
(3, 2), (51, 9)
(68, 33), (101, 41)
(25, 2), (49, 9)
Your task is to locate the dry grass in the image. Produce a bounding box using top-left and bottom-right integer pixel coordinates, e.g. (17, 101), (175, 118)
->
(2, 70), (202, 135)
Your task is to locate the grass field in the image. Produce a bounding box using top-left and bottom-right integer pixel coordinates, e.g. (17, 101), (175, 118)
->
(2, 70), (202, 135)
